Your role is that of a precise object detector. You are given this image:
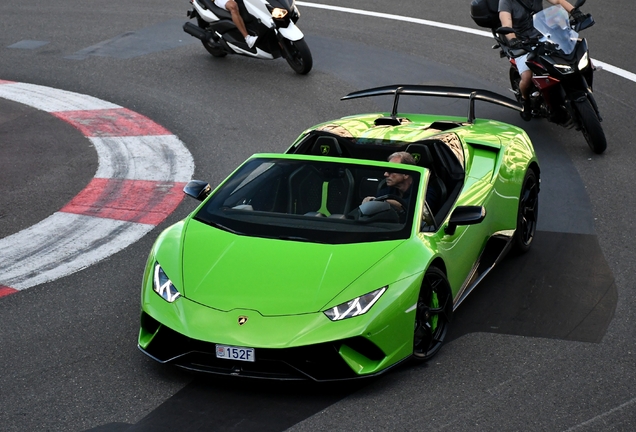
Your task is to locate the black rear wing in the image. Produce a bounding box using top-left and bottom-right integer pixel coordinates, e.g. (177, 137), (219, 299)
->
(341, 85), (522, 124)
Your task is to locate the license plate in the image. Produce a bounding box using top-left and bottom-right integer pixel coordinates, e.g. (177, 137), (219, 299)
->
(215, 344), (255, 362)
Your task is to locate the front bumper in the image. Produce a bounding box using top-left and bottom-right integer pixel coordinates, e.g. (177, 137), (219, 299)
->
(139, 274), (421, 380)
(139, 311), (401, 381)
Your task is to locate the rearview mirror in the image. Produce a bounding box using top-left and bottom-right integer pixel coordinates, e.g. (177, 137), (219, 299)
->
(183, 180), (211, 201)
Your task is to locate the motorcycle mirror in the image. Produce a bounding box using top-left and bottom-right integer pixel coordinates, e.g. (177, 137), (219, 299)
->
(574, 15), (595, 32)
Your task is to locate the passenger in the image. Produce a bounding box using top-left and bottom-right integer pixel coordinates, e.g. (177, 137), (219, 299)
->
(498, 0), (585, 120)
(214, 0), (258, 48)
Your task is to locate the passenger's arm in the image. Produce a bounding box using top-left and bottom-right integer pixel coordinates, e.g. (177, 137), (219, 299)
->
(547, 0), (574, 13)
(499, 11), (516, 40)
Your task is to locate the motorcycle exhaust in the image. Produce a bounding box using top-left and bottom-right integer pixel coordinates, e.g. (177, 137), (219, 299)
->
(183, 22), (210, 42)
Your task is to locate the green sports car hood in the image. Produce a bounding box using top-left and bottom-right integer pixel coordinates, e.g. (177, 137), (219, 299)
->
(180, 219), (404, 316)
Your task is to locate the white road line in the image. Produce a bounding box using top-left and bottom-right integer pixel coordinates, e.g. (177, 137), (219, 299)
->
(297, 1), (636, 84)
(563, 396), (636, 431)
(0, 82), (120, 111)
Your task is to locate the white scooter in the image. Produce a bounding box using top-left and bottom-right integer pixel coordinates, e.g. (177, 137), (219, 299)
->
(183, 0), (312, 74)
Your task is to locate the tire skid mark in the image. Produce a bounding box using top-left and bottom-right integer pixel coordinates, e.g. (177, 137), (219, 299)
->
(0, 81), (194, 294)
(0, 214), (153, 289)
(52, 108), (172, 137)
(60, 178), (186, 225)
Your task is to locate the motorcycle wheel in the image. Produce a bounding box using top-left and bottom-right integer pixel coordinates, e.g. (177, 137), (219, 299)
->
(197, 18), (227, 58)
(575, 98), (607, 154)
(509, 66), (522, 102)
(282, 38), (312, 75)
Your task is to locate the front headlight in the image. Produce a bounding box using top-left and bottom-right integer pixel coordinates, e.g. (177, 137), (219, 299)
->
(153, 263), (181, 302)
(324, 287), (387, 321)
(554, 64), (574, 74)
(578, 51), (589, 71)
(271, 8), (288, 19)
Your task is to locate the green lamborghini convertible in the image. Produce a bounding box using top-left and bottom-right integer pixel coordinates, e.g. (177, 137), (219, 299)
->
(138, 85), (540, 380)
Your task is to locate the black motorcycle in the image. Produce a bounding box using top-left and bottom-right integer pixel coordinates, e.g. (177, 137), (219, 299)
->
(473, 0), (606, 154)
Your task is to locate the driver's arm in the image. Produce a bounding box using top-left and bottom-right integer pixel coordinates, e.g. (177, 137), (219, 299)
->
(362, 196), (404, 211)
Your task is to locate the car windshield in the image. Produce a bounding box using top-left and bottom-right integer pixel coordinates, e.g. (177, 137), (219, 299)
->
(194, 157), (421, 244)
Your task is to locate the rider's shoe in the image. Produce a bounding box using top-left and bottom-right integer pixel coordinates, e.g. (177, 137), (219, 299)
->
(520, 98), (532, 121)
(245, 35), (258, 48)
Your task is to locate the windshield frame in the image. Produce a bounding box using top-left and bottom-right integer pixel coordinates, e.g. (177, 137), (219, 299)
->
(192, 154), (427, 244)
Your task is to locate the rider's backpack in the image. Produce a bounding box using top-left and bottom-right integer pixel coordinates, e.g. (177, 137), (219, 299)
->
(470, 0), (501, 29)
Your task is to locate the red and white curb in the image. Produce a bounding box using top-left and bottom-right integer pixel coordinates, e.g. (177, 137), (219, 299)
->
(0, 80), (194, 296)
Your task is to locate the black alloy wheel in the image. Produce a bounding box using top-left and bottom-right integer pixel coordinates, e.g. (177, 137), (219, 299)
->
(512, 168), (539, 255)
(413, 267), (452, 361)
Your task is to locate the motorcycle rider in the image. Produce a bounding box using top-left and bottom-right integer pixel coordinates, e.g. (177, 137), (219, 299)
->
(498, 0), (585, 120)
(214, 0), (258, 48)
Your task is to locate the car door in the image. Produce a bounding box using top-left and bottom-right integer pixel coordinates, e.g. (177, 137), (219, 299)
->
(431, 176), (494, 298)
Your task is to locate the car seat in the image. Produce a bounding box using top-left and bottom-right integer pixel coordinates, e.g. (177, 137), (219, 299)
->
(311, 136), (343, 157)
(405, 143), (447, 214)
(288, 164), (355, 217)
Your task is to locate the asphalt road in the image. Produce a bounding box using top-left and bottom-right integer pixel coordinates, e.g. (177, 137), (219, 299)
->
(1, 0), (635, 431)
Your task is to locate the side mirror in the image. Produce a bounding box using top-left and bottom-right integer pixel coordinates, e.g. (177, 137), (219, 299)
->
(183, 180), (211, 201)
(445, 206), (486, 235)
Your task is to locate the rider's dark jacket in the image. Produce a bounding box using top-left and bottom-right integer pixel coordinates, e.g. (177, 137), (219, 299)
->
(498, 0), (543, 39)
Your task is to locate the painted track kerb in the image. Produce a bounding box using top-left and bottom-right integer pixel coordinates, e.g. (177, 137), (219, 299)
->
(297, 1), (636, 84)
(0, 80), (194, 294)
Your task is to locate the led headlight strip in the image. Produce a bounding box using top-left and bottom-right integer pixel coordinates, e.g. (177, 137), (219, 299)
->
(153, 263), (181, 302)
(324, 287), (387, 321)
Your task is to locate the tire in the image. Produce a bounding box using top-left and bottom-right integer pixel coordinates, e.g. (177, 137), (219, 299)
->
(197, 17), (227, 58)
(509, 66), (522, 102)
(511, 168), (539, 255)
(282, 38), (312, 75)
(413, 267), (452, 361)
(575, 98), (607, 154)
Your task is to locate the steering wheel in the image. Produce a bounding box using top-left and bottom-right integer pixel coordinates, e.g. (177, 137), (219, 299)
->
(374, 194), (407, 210)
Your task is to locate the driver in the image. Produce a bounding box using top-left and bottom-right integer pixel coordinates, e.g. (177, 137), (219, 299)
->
(214, 0), (258, 48)
(363, 152), (415, 210)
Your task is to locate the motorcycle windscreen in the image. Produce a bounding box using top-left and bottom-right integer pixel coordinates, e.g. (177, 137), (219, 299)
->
(533, 6), (578, 54)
